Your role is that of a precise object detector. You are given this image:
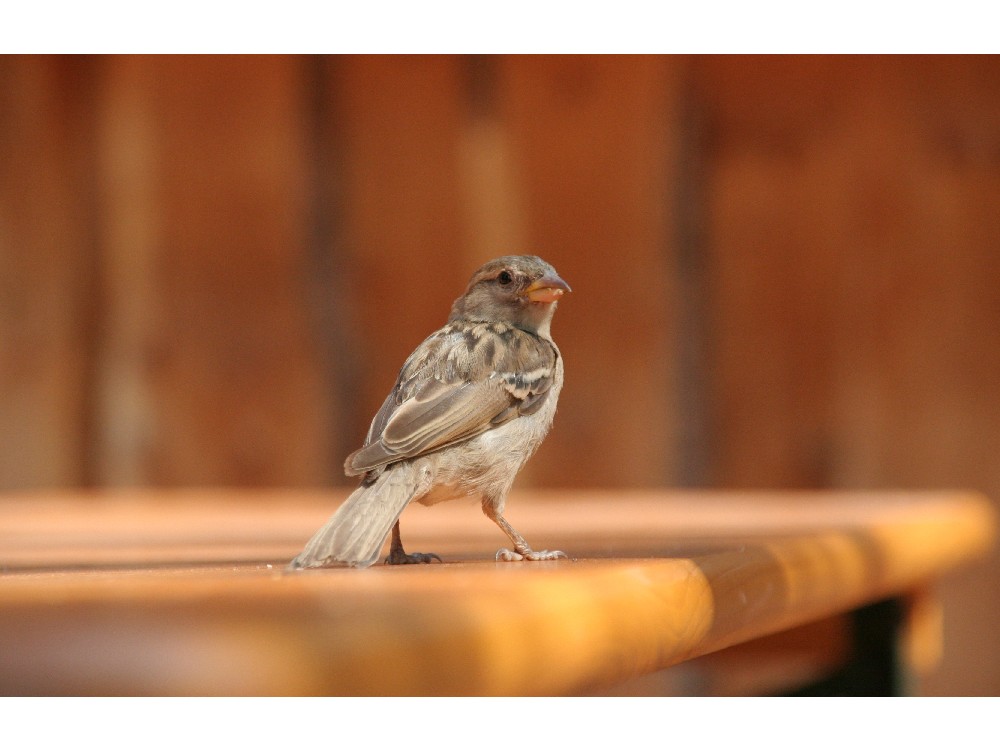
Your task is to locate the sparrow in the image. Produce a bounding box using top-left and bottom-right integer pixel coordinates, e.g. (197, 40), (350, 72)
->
(289, 255), (570, 569)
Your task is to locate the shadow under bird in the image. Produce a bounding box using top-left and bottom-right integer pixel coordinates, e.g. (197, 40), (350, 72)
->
(289, 255), (571, 569)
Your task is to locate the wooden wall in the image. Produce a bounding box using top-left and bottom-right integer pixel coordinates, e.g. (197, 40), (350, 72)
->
(2, 54), (999, 694)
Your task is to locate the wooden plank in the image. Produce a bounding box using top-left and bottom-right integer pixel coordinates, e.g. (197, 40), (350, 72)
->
(90, 55), (334, 486)
(497, 55), (683, 486)
(0, 489), (993, 695)
(328, 55), (469, 448)
(694, 55), (856, 488)
(697, 53), (1000, 489)
(0, 56), (98, 489)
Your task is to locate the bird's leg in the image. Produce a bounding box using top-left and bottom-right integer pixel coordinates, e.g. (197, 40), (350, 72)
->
(384, 520), (442, 565)
(482, 500), (567, 562)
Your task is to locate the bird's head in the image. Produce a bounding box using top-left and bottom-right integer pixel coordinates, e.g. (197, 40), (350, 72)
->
(449, 255), (571, 336)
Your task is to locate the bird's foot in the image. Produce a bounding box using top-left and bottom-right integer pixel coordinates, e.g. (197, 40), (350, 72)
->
(495, 547), (568, 562)
(385, 549), (442, 565)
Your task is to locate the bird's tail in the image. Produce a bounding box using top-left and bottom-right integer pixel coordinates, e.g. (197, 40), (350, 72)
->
(288, 462), (427, 570)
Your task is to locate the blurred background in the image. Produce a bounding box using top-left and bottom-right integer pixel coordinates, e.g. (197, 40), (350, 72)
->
(1, 54), (998, 694)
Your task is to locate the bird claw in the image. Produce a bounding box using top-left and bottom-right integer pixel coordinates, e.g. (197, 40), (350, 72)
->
(385, 550), (442, 565)
(495, 548), (568, 562)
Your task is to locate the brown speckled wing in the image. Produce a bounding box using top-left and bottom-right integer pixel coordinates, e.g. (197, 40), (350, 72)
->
(344, 322), (558, 475)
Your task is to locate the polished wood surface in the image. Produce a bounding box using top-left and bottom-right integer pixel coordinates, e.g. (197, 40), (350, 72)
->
(0, 489), (994, 695)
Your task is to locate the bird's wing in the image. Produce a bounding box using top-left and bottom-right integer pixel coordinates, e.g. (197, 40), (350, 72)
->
(345, 322), (557, 475)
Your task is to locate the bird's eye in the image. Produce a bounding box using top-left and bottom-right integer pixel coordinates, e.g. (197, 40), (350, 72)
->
(497, 270), (513, 285)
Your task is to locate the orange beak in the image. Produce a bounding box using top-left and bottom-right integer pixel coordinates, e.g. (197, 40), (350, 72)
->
(524, 273), (572, 304)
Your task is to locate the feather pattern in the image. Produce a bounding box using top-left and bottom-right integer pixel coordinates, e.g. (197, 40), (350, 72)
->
(345, 321), (558, 476)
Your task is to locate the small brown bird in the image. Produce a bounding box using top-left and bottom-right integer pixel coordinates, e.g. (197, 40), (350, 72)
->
(289, 255), (570, 569)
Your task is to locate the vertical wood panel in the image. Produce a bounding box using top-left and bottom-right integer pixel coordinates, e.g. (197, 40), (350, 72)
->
(699, 54), (1000, 490)
(93, 55), (333, 486)
(697, 55), (857, 487)
(329, 55), (468, 451)
(91, 55), (163, 485)
(498, 55), (683, 486)
(0, 56), (97, 489)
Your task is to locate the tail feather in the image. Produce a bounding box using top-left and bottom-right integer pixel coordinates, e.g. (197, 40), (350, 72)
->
(288, 462), (426, 569)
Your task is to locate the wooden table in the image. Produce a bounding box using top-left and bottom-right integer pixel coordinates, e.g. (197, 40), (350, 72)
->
(0, 489), (994, 696)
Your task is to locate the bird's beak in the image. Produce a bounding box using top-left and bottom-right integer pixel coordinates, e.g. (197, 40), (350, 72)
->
(525, 273), (572, 304)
